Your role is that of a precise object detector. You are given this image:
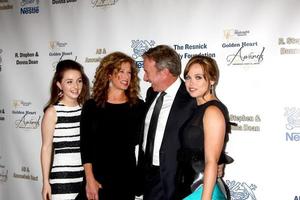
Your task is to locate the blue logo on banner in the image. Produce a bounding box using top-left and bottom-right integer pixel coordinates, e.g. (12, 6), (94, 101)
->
(226, 180), (257, 200)
(285, 107), (300, 130)
(285, 107), (300, 141)
(131, 40), (155, 59)
(20, 0), (39, 14)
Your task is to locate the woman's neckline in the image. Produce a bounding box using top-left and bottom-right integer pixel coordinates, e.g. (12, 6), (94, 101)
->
(106, 101), (128, 105)
(58, 102), (80, 108)
(198, 99), (219, 106)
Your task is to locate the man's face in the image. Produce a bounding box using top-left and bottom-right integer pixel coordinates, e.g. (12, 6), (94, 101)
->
(143, 57), (165, 92)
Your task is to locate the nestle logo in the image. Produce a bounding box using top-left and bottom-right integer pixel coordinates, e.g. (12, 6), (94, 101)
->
(285, 107), (300, 130)
(136, 61), (143, 68)
(131, 40), (155, 59)
(286, 132), (300, 141)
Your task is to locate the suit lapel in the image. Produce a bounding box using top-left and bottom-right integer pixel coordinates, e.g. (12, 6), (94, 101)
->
(163, 81), (196, 141)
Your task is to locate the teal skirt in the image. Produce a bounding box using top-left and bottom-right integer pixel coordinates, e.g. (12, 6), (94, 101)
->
(183, 183), (227, 200)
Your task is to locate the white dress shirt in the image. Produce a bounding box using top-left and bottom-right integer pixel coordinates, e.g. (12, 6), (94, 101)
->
(143, 78), (181, 166)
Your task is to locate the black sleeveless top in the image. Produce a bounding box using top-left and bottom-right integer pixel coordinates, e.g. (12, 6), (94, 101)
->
(175, 100), (231, 199)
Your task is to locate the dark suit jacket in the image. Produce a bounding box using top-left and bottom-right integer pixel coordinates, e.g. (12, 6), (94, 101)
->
(137, 80), (196, 200)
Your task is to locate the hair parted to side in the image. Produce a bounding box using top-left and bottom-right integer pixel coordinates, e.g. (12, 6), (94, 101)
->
(184, 55), (219, 96)
(142, 45), (181, 76)
(92, 51), (140, 107)
(44, 59), (90, 112)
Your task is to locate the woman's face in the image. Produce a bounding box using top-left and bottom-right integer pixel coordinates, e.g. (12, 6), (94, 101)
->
(185, 63), (211, 100)
(109, 62), (132, 91)
(57, 69), (83, 102)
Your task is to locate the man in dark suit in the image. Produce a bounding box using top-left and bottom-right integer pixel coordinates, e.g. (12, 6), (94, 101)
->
(137, 45), (197, 200)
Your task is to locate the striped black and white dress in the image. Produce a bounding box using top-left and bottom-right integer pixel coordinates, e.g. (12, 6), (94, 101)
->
(50, 103), (84, 200)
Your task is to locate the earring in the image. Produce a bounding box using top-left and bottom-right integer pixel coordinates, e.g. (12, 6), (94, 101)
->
(109, 80), (113, 88)
(58, 89), (63, 98)
(210, 85), (214, 94)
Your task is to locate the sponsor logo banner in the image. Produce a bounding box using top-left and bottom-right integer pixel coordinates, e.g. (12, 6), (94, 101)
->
(91, 0), (118, 8)
(13, 165), (38, 181)
(0, 0), (13, 10)
(12, 100), (41, 129)
(85, 48), (107, 63)
(174, 42), (216, 60)
(230, 114), (261, 132)
(226, 179), (257, 200)
(20, 0), (39, 15)
(279, 37), (300, 55)
(131, 40), (156, 68)
(0, 155), (8, 183)
(52, 0), (77, 4)
(285, 107), (300, 142)
(15, 51), (39, 65)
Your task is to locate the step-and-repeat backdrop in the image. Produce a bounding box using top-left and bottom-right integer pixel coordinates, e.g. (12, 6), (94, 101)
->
(1, 0), (300, 199)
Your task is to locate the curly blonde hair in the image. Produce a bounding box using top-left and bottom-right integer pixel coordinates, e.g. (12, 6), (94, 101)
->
(92, 52), (140, 107)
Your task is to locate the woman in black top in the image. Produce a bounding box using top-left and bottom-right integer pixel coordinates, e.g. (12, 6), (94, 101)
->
(176, 55), (232, 200)
(80, 52), (144, 200)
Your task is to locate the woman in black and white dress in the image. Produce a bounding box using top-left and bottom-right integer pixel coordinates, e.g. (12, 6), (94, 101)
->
(41, 60), (90, 200)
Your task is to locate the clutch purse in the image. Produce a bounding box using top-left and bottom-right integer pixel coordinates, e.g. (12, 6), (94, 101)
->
(183, 180), (227, 200)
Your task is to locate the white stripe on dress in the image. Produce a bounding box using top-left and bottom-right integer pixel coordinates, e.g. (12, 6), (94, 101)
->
(52, 193), (78, 200)
(50, 177), (83, 184)
(53, 136), (80, 142)
(52, 153), (82, 167)
(51, 166), (84, 172)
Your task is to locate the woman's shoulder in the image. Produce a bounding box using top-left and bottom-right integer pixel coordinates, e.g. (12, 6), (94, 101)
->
(42, 105), (57, 122)
(136, 98), (145, 108)
(82, 98), (98, 111)
(204, 100), (228, 113)
(131, 98), (146, 114)
(137, 98), (145, 105)
(201, 100), (228, 120)
(44, 105), (56, 114)
(83, 98), (97, 106)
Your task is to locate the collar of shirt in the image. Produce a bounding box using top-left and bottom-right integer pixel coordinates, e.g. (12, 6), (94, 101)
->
(142, 77), (182, 166)
(164, 77), (181, 99)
